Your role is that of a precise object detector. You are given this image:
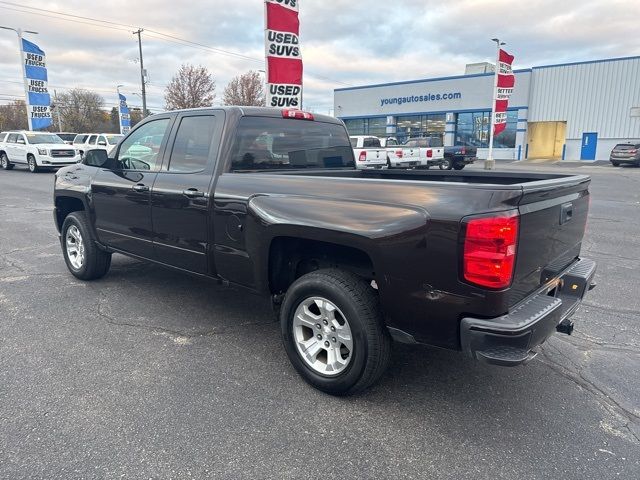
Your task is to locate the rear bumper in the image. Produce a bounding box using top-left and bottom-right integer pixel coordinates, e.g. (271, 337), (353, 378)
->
(610, 156), (639, 164)
(460, 257), (596, 366)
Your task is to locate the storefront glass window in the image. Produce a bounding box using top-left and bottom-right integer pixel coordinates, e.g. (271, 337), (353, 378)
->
(343, 118), (366, 136)
(454, 110), (517, 148)
(367, 117), (387, 137)
(395, 114), (445, 143)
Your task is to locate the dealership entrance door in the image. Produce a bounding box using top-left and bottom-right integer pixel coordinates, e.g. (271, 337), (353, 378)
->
(527, 121), (567, 160)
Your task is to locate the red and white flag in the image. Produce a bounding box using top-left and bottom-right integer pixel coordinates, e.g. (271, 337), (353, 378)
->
(493, 49), (515, 135)
(265, 0), (302, 108)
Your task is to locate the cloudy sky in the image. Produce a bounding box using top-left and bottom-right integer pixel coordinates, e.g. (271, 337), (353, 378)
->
(0, 0), (638, 114)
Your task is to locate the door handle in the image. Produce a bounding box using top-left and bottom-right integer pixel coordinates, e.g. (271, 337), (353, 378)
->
(182, 188), (205, 198)
(132, 184), (149, 192)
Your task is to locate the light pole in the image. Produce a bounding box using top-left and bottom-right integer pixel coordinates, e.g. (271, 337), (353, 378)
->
(0, 26), (39, 130)
(485, 37), (506, 170)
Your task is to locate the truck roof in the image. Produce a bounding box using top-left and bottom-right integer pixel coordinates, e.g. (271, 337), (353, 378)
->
(169, 106), (343, 125)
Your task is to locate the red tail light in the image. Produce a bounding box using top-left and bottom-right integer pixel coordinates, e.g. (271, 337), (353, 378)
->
(463, 213), (519, 289)
(461, 147), (466, 155)
(358, 151), (367, 162)
(629, 149), (638, 154)
(282, 109), (314, 121)
(426, 149), (433, 158)
(396, 150), (403, 158)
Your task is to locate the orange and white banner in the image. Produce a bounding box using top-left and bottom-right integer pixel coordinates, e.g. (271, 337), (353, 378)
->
(265, 0), (303, 108)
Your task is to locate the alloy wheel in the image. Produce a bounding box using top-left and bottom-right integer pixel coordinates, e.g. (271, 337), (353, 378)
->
(65, 225), (85, 270)
(292, 296), (353, 376)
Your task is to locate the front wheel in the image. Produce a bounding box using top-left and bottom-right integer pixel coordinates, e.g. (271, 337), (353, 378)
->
(280, 269), (392, 396)
(27, 155), (39, 173)
(61, 212), (112, 280)
(1, 153), (13, 170)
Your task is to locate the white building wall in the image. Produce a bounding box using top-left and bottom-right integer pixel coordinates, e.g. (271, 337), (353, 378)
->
(529, 57), (640, 159)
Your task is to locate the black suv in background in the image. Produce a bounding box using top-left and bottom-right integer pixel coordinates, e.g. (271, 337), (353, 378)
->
(610, 143), (640, 166)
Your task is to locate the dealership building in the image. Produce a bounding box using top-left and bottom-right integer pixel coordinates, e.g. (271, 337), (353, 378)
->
(334, 55), (640, 161)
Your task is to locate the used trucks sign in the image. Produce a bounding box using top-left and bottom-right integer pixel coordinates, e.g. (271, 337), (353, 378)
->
(264, 0), (303, 108)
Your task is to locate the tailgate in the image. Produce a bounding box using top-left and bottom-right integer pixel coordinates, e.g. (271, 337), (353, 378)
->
(509, 176), (591, 305)
(366, 149), (386, 162)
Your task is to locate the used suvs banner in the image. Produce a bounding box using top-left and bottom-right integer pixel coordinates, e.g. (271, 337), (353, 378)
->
(264, 0), (303, 108)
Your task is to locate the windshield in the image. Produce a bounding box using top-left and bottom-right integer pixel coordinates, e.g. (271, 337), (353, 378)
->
(230, 117), (354, 171)
(56, 134), (76, 142)
(25, 133), (65, 145)
(106, 135), (123, 145)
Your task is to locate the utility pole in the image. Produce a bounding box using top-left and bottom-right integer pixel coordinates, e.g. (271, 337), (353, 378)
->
(133, 29), (147, 118)
(0, 25), (38, 130)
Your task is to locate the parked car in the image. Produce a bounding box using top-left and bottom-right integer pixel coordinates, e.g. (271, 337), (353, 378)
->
(54, 132), (78, 145)
(380, 137), (420, 169)
(72, 134), (93, 157)
(53, 107), (596, 395)
(1, 131), (80, 172)
(609, 143), (640, 167)
(350, 135), (387, 169)
(442, 145), (478, 170)
(403, 137), (445, 168)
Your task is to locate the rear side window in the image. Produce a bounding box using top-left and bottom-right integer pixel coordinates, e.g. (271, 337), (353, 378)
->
(74, 134), (88, 144)
(363, 137), (381, 148)
(0, 133), (6, 142)
(386, 138), (397, 146)
(168, 116), (217, 173)
(230, 117), (355, 171)
(7, 133), (18, 143)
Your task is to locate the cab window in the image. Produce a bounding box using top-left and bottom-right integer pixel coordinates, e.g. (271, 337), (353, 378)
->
(168, 116), (217, 173)
(7, 133), (18, 143)
(115, 119), (171, 171)
(88, 135), (98, 145)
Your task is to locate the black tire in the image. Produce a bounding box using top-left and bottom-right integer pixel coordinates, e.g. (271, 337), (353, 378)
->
(453, 163), (465, 170)
(27, 155), (39, 173)
(61, 211), (112, 280)
(280, 269), (392, 396)
(611, 161), (620, 167)
(439, 158), (453, 170)
(1, 153), (13, 170)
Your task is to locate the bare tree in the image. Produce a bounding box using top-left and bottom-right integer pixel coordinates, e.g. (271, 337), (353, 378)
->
(56, 89), (106, 132)
(0, 100), (28, 130)
(164, 64), (216, 110)
(222, 71), (265, 107)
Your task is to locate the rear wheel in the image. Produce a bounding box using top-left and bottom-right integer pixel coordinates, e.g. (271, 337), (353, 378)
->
(439, 158), (453, 170)
(27, 155), (39, 173)
(453, 163), (465, 170)
(611, 161), (620, 167)
(61, 212), (112, 280)
(1, 153), (13, 170)
(280, 269), (392, 396)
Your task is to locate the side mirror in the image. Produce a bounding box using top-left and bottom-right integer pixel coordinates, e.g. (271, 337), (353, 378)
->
(83, 149), (109, 168)
(98, 141), (107, 146)
(17, 138), (26, 145)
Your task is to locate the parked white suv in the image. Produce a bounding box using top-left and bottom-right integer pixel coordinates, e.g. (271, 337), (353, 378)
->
(73, 133), (124, 157)
(0, 131), (81, 172)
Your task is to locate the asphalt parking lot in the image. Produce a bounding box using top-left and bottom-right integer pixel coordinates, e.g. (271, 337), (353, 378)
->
(1, 161), (639, 479)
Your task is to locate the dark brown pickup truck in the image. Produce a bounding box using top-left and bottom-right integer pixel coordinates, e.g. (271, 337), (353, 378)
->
(53, 107), (596, 395)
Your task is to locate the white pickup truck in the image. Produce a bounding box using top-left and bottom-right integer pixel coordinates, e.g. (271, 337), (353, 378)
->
(404, 137), (445, 169)
(0, 130), (81, 172)
(349, 136), (387, 169)
(380, 137), (421, 168)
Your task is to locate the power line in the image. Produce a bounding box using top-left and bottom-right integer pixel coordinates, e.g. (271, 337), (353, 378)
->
(0, 1), (354, 87)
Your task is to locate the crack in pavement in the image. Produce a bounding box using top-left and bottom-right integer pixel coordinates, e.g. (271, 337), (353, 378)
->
(538, 348), (640, 444)
(92, 288), (277, 340)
